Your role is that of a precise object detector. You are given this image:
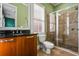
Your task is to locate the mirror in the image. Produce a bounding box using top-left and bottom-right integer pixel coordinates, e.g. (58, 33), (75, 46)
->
(0, 4), (2, 27)
(11, 3), (30, 29)
(2, 3), (17, 27)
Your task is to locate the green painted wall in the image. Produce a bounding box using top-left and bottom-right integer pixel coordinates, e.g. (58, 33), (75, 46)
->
(54, 3), (78, 11)
(11, 3), (28, 28)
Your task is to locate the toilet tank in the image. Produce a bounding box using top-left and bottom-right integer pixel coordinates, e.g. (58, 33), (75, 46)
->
(38, 34), (46, 43)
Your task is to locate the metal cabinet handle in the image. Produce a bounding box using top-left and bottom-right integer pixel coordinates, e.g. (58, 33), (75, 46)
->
(26, 36), (34, 38)
(0, 39), (15, 43)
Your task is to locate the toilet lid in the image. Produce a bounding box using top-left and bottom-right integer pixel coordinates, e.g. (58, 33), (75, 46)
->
(43, 41), (54, 46)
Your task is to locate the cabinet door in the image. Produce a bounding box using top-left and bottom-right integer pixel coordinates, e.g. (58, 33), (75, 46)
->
(16, 36), (22, 56)
(0, 38), (17, 56)
(16, 36), (25, 56)
(23, 36), (29, 56)
(16, 35), (37, 56)
(25, 35), (37, 56)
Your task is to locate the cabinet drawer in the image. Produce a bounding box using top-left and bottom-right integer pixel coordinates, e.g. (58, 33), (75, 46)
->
(26, 36), (35, 38)
(0, 38), (16, 43)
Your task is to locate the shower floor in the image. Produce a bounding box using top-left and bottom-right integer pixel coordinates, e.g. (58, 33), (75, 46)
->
(58, 42), (78, 52)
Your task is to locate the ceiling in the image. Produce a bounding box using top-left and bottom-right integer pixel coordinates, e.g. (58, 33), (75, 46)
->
(50, 3), (61, 7)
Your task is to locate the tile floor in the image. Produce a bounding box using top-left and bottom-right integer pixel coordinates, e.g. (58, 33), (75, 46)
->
(37, 47), (77, 56)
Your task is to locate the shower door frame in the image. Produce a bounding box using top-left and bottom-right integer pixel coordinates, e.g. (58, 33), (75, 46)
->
(78, 4), (79, 53)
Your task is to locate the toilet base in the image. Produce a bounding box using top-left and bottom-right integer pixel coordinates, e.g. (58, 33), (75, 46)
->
(45, 49), (51, 54)
(42, 48), (51, 54)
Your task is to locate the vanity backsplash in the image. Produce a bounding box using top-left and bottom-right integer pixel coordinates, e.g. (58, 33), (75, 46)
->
(0, 30), (30, 38)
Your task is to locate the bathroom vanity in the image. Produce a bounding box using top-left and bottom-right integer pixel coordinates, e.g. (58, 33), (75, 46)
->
(0, 30), (37, 56)
(0, 3), (37, 56)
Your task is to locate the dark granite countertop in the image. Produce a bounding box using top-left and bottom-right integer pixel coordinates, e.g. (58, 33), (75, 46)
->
(0, 34), (37, 39)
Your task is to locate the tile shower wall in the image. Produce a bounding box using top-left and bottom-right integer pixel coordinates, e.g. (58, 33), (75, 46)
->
(69, 7), (78, 47)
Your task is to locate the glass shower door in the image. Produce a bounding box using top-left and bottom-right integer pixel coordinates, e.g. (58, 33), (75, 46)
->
(58, 10), (67, 47)
(58, 6), (78, 53)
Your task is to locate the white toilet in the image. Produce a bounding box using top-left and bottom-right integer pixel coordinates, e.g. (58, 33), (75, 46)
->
(38, 34), (54, 54)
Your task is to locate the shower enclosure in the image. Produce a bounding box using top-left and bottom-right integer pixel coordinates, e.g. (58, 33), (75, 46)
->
(56, 5), (78, 53)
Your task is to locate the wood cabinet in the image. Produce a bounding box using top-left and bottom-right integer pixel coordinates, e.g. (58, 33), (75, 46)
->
(0, 37), (17, 56)
(16, 36), (23, 56)
(16, 36), (26, 56)
(16, 34), (37, 56)
(24, 35), (37, 56)
(0, 34), (37, 56)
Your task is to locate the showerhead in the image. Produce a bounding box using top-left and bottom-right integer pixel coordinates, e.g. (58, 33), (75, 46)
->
(75, 7), (78, 10)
